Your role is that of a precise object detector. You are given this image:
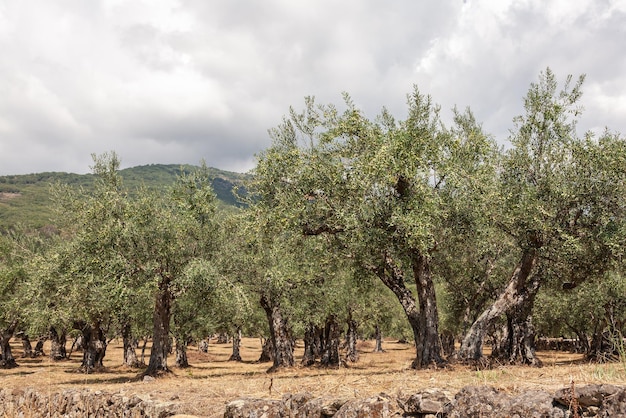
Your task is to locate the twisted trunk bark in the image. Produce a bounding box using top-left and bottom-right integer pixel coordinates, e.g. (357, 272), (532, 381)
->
(34, 337), (45, 357)
(144, 279), (172, 376)
(491, 279), (542, 366)
(376, 255), (422, 366)
(257, 337), (273, 363)
(376, 252), (443, 368)
(459, 250), (538, 361)
(17, 332), (33, 358)
(0, 320), (18, 368)
(229, 328), (242, 362)
(321, 315), (340, 367)
(411, 252), (444, 368)
(260, 294), (294, 372)
(345, 314), (359, 363)
(74, 320), (107, 373)
(49, 327), (67, 360)
(373, 324), (385, 353)
(175, 336), (190, 368)
(121, 322), (141, 367)
(301, 323), (317, 366)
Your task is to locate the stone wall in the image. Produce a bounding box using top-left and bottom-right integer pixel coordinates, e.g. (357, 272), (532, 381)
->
(0, 388), (178, 417)
(2, 384), (624, 417)
(225, 384), (626, 417)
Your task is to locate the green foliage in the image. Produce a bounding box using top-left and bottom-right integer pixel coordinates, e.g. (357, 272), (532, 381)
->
(534, 272), (626, 341)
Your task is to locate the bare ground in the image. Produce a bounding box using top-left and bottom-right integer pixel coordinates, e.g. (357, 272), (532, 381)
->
(2, 338), (625, 417)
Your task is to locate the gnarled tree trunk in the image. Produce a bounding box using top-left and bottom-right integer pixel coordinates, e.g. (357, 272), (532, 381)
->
(377, 252), (443, 369)
(258, 337), (273, 363)
(49, 327), (67, 360)
(229, 328), (242, 362)
(373, 324), (385, 353)
(198, 339), (209, 353)
(0, 320), (19, 368)
(175, 336), (190, 368)
(321, 315), (340, 367)
(260, 294), (294, 372)
(376, 255), (421, 365)
(144, 281), (172, 376)
(345, 314), (359, 363)
(491, 278), (541, 366)
(34, 336), (45, 357)
(73, 320), (107, 373)
(17, 332), (33, 358)
(459, 250), (537, 361)
(411, 252), (444, 368)
(301, 323), (317, 366)
(121, 322), (141, 367)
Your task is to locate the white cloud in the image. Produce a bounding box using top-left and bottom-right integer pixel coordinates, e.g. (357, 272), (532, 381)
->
(0, 0), (624, 175)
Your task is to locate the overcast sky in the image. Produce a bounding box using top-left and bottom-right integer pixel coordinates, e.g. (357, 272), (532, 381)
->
(1, 0), (625, 175)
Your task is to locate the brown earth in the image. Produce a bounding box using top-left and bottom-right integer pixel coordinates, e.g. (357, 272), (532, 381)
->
(1, 338), (625, 417)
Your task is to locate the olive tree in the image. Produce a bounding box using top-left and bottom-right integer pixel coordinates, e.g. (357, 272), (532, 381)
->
(459, 69), (626, 364)
(40, 153), (220, 375)
(253, 90), (497, 368)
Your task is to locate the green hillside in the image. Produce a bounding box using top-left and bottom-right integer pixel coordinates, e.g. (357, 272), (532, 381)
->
(0, 164), (249, 231)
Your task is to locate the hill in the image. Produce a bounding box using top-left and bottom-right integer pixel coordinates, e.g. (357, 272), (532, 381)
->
(0, 164), (249, 230)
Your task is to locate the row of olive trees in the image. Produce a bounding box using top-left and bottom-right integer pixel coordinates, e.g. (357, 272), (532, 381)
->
(249, 68), (626, 369)
(1, 68), (625, 375)
(0, 154), (253, 374)
(0, 152), (402, 374)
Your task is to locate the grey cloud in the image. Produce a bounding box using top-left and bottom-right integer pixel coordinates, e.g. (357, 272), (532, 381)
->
(0, 0), (624, 176)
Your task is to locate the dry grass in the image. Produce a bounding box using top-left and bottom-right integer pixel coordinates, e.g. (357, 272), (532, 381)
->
(2, 338), (625, 417)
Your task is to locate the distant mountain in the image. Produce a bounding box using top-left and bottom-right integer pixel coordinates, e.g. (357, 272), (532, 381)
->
(0, 164), (249, 231)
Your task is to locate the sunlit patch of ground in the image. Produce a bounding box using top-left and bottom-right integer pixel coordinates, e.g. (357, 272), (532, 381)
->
(2, 338), (625, 417)
(0, 192), (21, 202)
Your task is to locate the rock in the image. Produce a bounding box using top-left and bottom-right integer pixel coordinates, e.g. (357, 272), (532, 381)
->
(399, 389), (452, 415)
(223, 398), (283, 418)
(143, 375), (156, 382)
(292, 397), (348, 417)
(282, 392), (315, 415)
(447, 386), (567, 418)
(598, 387), (626, 417)
(506, 390), (566, 418)
(0, 388), (179, 417)
(554, 384), (621, 408)
(334, 393), (402, 417)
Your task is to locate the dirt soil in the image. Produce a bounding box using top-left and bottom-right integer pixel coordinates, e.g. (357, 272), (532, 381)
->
(2, 338), (625, 417)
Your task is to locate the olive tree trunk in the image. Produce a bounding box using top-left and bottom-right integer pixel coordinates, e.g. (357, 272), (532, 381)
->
(0, 320), (19, 368)
(320, 315), (340, 367)
(491, 278), (542, 366)
(376, 253), (443, 369)
(73, 321), (107, 373)
(17, 332), (33, 358)
(459, 250), (537, 361)
(373, 324), (385, 353)
(345, 314), (359, 363)
(34, 336), (45, 357)
(175, 336), (190, 368)
(144, 281), (173, 376)
(121, 322), (141, 368)
(229, 328), (242, 362)
(258, 337), (273, 363)
(49, 327), (67, 360)
(260, 294), (294, 372)
(411, 252), (444, 368)
(301, 323), (317, 366)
